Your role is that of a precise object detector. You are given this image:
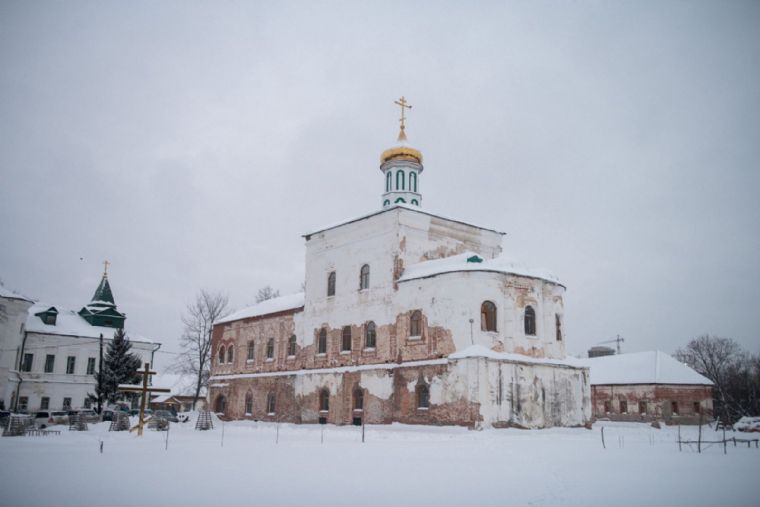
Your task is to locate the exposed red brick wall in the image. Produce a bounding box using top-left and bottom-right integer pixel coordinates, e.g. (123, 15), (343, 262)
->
(591, 384), (713, 424)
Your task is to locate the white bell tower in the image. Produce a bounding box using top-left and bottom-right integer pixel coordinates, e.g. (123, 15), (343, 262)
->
(380, 96), (423, 208)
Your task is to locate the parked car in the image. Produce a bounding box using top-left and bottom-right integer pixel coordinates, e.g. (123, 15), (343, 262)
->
(50, 411), (68, 424)
(733, 416), (760, 432)
(153, 410), (178, 423)
(78, 409), (99, 422)
(35, 411), (66, 428)
(102, 409), (115, 422)
(129, 408), (152, 417)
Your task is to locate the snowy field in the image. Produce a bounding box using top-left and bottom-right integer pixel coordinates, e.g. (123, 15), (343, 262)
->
(2, 417), (758, 507)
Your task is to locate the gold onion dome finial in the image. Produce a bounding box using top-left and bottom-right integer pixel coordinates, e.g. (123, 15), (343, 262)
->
(381, 96), (423, 164)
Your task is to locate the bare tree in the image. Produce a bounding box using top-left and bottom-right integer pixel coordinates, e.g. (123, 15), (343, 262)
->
(173, 290), (232, 410)
(675, 334), (745, 421)
(255, 285), (280, 303)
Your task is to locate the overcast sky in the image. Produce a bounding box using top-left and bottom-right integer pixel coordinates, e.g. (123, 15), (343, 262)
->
(1, 1), (758, 367)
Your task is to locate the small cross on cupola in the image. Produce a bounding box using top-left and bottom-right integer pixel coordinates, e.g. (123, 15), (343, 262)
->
(380, 96), (424, 209)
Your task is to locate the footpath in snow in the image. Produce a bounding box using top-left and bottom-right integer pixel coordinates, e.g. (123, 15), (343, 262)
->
(1, 417), (758, 507)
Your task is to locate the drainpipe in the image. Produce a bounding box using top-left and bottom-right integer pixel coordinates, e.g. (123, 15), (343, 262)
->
(12, 330), (29, 412)
(150, 342), (162, 384)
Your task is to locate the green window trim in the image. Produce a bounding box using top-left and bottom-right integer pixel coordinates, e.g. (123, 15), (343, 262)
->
(411, 199), (419, 205)
(410, 171), (417, 192)
(383, 199), (390, 206)
(394, 197), (406, 204)
(385, 171), (392, 192)
(396, 170), (405, 190)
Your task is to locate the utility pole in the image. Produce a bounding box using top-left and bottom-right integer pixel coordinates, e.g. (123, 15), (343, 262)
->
(97, 333), (104, 414)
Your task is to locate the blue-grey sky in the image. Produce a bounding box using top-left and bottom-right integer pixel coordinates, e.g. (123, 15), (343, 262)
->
(1, 1), (758, 366)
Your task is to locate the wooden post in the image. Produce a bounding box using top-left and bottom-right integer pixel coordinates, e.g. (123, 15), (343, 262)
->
(276, 421), (280, 444)
(678, 425), (682, 452)
(698, 413), (703, 454)
(601, 426), (605, 449)
(117, 363), (170, 437)
(723, 426), (727, 455)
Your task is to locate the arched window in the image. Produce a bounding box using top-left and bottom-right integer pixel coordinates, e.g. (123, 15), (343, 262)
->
(555, 314), (562, 341)
(359, 264), (370, 290)
(410, 310), (422, 337)
(288, 335), (297, 356)
(318, 328), (327, 354)
(395, 197), (406, 204)
(481, 301), (497, 332)
(266, 392), (276, 414)
(353, 387), (364, 411)
(342, 326), (352, 351)
(416, 384), (430, 409)
(227, 345), (234, 364)
(319, 389), (330, 412)
(410, 199), (419, 206)
(244, 391), (253, 415)
(327, 271), (336, 297)
(365, 321), (376, 348)
(218, 346), (225, 364)
(385, 171), (392, 192)
(410, 171), (417, 192)
(383, 199), (390, 207)
(247, 341), (255, 361)
(524, 306), (536, 336)
(396, 170), (405, 190)
(266, 338), (274, 359)
(214, 395), (226, 414)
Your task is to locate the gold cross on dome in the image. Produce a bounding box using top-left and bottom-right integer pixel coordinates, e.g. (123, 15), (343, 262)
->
(103, 260), (110, 277)
(394, 96), (412, 141)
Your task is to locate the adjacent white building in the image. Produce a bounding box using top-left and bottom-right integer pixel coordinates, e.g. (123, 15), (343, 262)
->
(0, 272), (159, 413)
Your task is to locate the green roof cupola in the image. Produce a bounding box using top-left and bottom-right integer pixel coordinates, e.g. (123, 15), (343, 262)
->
(79, 261), (126, 329)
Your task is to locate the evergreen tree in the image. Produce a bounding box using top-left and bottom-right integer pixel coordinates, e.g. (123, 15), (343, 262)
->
(88, 328), (142, 406)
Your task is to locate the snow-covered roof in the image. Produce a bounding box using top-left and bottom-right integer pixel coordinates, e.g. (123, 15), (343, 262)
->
(398, 252), (563, 286)
(449, 345), (585, 368)
(25, 303), (153, 343)
(0, 284), (34, 303)
(303, 204), (505, 238)
(150, 373), (204, 397)
(216, 292), (305, 325)
(583, 351), (713, 386)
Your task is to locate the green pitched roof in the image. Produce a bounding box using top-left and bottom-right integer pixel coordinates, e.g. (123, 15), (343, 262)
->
(90, 274), (115, 306)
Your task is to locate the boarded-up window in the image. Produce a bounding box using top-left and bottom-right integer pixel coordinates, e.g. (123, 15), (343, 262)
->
(524, 306), (536, 336)
(417, 384), (430, 409)
(481, 301), (497, 332)
(410, 310), (423, 337)
(267, 392), (276, 414)
(327, 271), (336, 297)
(288, 335), (297, 356)
(365, 321), (377, 348)
(244, 392), (253, 415)
(266, 339), (274, 359)
(318, 328), (327, 354)
(360, 264), (370, 290)
(319, 389), (329, 412)
(215, 395), (226, 414)
(342, 326), (352, 351)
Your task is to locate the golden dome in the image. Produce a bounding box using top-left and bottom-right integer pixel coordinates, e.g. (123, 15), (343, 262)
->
(380, 145), (423, 164)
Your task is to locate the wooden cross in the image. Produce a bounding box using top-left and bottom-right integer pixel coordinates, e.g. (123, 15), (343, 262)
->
(118, 362), (170, 436)
(103, 260), (110, 277)
(394, 96), (412, 141)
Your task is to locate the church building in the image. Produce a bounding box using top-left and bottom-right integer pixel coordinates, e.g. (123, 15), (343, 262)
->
(208, 99), (590, 428)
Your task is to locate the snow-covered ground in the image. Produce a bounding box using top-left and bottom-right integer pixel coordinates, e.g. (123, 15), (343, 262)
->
(1, 417), (758, 507)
